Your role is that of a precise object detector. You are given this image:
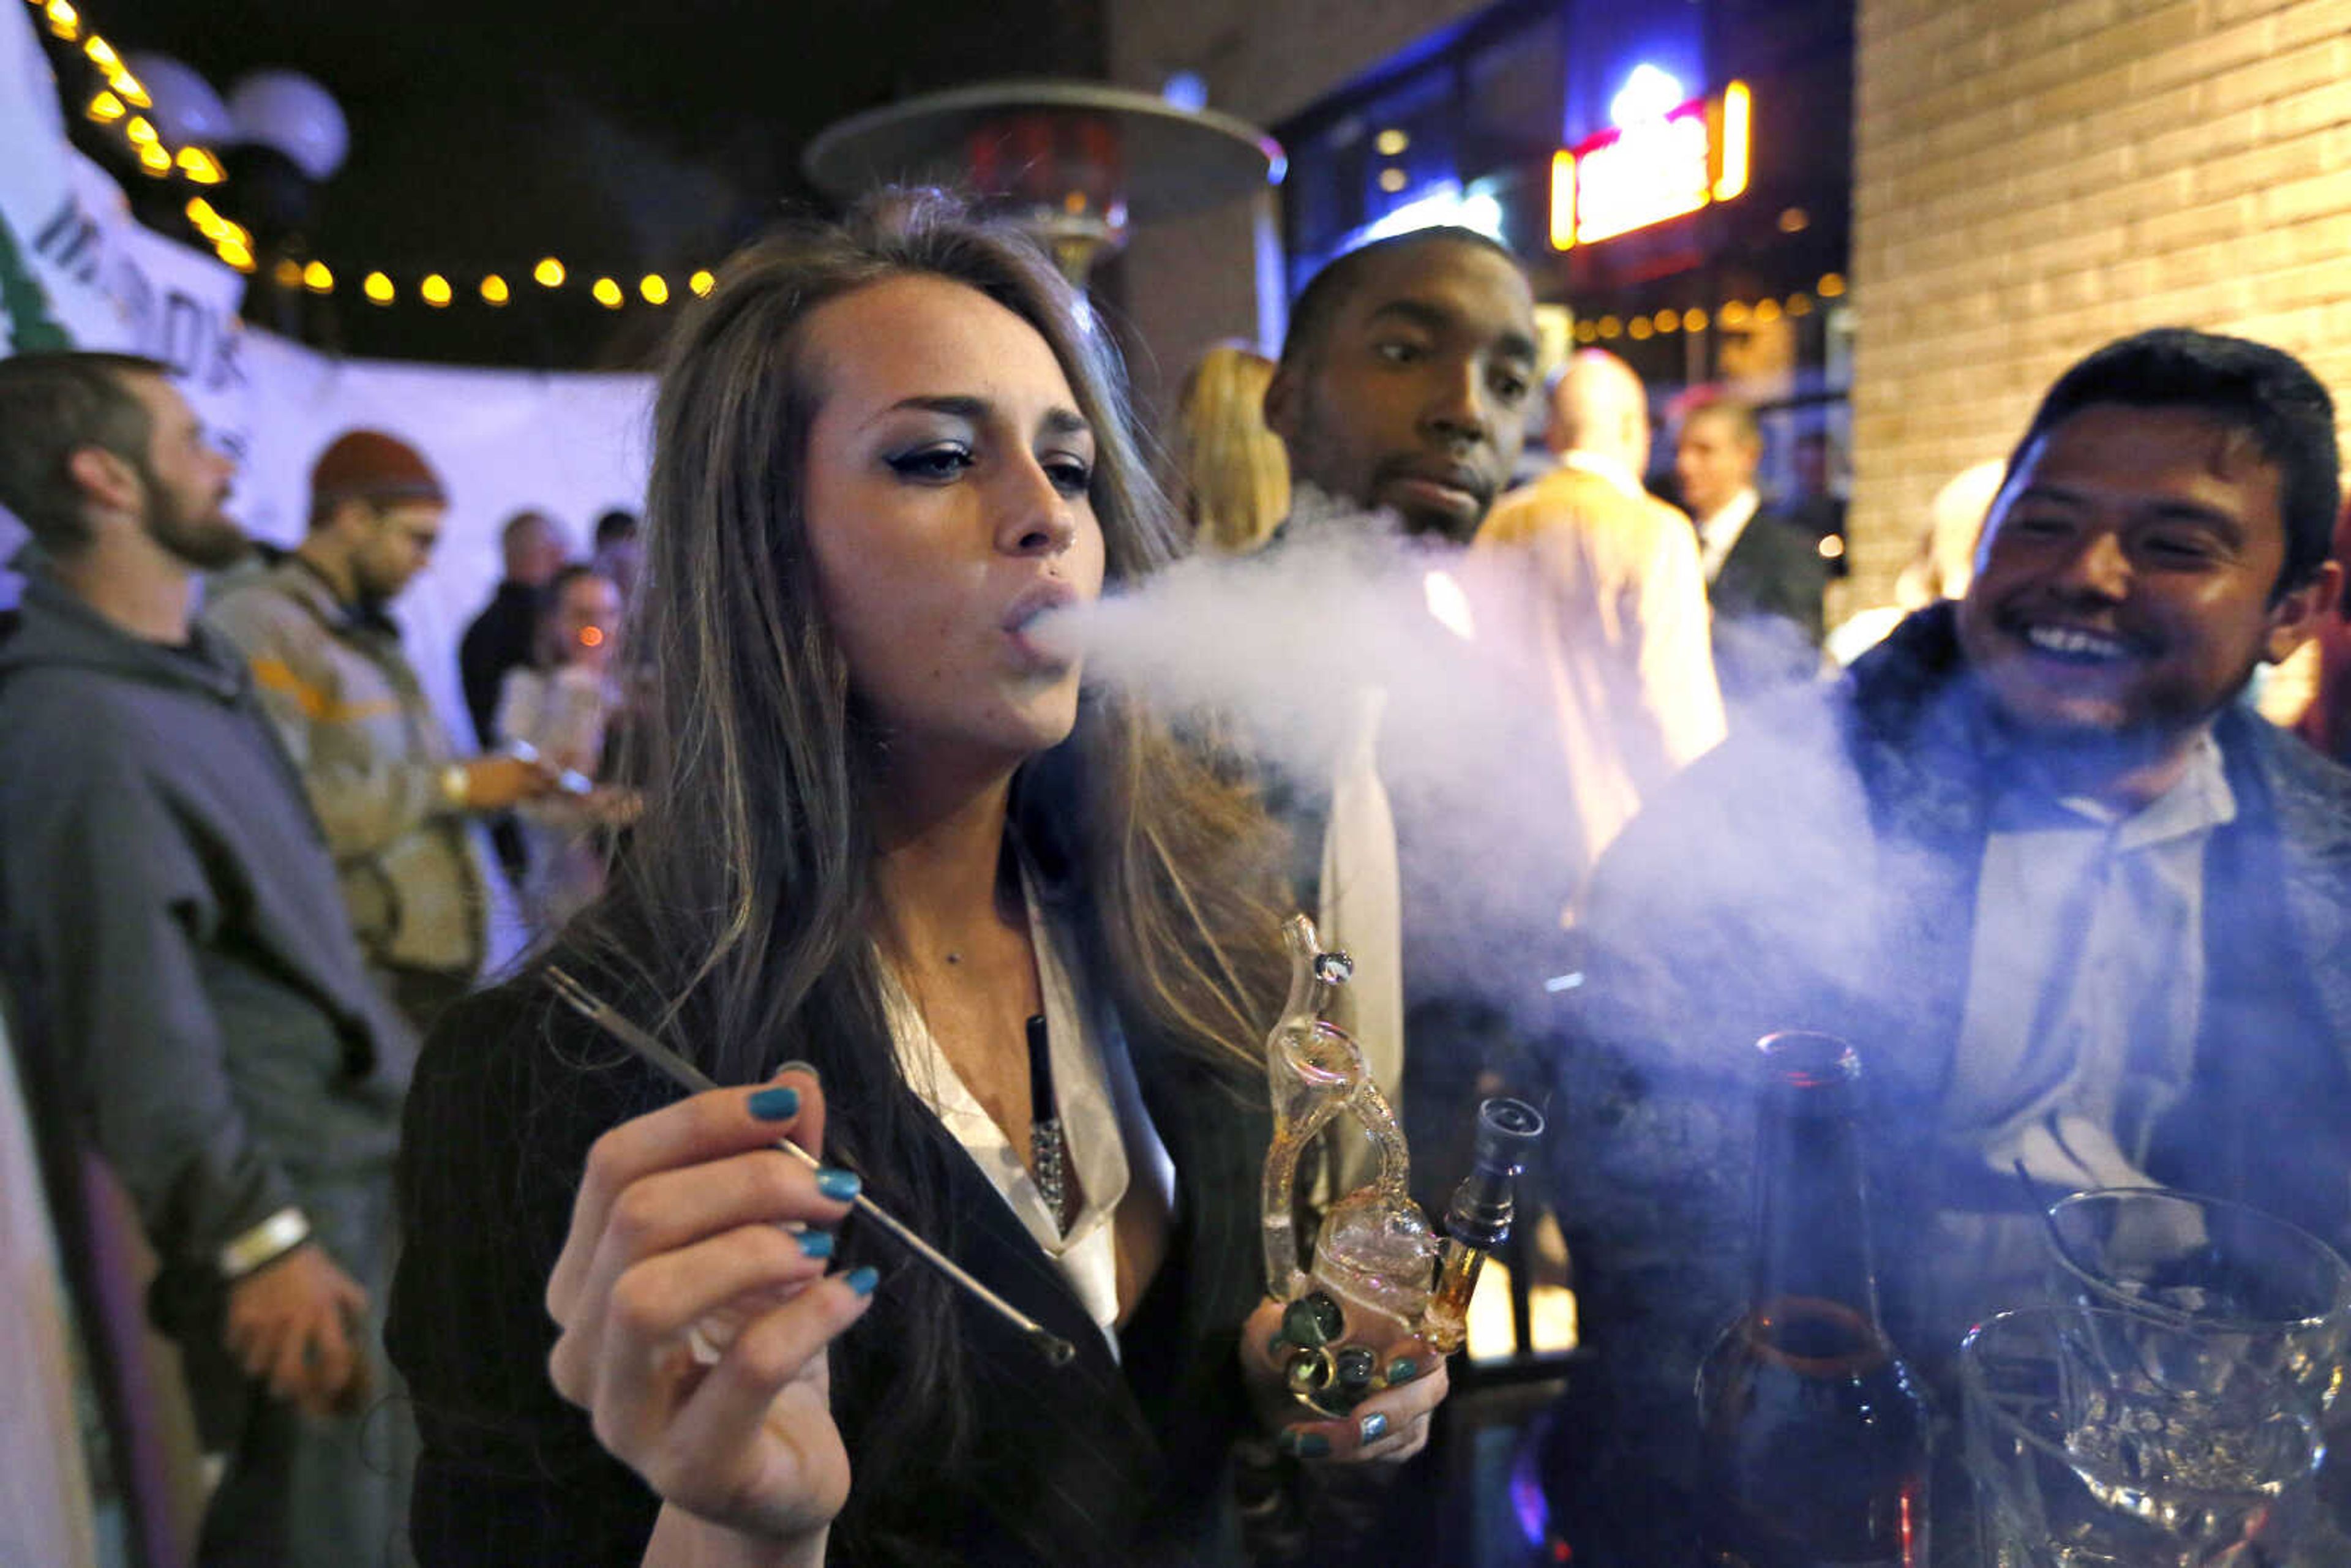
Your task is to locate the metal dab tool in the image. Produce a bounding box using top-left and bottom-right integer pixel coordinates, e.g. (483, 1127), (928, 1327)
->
(544, 967), (1078, 1368)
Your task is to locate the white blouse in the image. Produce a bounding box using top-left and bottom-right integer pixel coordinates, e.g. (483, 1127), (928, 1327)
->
(883, 860), (1176, 1358)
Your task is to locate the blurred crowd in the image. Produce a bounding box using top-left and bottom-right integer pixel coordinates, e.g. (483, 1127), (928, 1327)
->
(3, 197), (2349, 1568)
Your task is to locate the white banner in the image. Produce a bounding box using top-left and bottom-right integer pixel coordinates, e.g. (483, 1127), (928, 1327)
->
(1, 5), (658, 763)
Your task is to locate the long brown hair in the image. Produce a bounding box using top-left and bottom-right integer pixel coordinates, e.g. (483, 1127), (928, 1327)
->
(565, 190), (1291, 1530)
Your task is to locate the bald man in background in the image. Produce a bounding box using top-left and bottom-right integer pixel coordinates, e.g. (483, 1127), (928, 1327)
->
(1477, 350), (1726, 902)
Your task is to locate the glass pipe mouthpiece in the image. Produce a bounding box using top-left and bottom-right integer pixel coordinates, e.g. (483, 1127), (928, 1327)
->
(1419, 1097), (1546, 1357)
(1446, 1097), (1545, 1250)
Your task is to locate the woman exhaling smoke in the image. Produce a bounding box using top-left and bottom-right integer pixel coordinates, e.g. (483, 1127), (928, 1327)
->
(387, 191), (1451, 1568)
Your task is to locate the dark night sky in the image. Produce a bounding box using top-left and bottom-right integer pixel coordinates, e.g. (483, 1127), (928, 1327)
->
(72, 0), (1106, 366)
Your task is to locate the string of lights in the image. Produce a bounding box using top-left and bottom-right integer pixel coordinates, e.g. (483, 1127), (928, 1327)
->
(29, 0), (718, 309)
(1569, 272), (1848, 346)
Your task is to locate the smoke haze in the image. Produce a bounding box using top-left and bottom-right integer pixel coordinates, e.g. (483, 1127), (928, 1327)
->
(1036, 511), (1582, 1007)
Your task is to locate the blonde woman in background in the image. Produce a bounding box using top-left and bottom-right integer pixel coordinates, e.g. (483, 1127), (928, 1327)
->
(1169, 341), (1289, 553)
(1824, 457), (2004, 666)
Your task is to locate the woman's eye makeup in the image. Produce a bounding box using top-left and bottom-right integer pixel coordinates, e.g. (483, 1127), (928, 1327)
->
(881, 437), (1092, 498)
(884, 443), (976, 482)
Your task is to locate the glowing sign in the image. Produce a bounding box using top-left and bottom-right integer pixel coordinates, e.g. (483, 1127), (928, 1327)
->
(1550, 80), (1750, 250)
(1610, 64), (1685, 127)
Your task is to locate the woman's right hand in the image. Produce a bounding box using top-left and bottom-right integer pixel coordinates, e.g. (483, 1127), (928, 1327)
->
(545, 1067), (878, 1550)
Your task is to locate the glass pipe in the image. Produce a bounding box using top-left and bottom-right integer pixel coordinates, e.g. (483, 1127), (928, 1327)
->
(1259, 913), (1420, 1307)
(1259, 914), (1544, 1414)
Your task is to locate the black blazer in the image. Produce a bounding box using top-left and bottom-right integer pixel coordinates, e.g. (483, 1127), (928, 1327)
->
(1708, 505), (1830, 703)
(386, 963), (1273, 1567)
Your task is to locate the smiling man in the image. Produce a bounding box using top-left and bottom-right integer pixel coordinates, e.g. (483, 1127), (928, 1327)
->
(1539, 329), (2351, 1564)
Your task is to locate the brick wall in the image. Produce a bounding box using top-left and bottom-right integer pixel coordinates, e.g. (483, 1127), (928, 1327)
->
(1849, 0), (2351, 605)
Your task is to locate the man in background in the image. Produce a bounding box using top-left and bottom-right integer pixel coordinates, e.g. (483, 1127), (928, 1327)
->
(1673, 390), (1831, 708)
(458, 508), (567, 749)
(209, 430), (554, 1037)
(0, 352), (416, 1566)
(1477, 349), (1726, 894)
(459, 507), (568, 885)
(1260, 226), (1560, 1201)
(1264, 227), (1540, 547)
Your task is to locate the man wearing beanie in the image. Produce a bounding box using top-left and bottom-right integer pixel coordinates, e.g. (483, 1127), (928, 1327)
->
(209, 430), (555, 1036)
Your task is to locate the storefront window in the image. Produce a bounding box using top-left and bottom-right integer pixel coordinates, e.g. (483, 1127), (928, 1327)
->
(1277, 0), (1854, 504)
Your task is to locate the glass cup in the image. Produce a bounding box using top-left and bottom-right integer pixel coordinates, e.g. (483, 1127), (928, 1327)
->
(1960, 1305), (2328, 1566)
(2043, 1190), (2351, 1419)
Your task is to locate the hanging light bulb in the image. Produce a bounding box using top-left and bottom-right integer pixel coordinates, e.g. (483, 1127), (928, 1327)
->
(591, 277), (623, 309)
(421, 274), (452, 307)
(534, 257), (565, 287)
(639, 274), (669, 305)
(363, 271), (395, 305)
(481, 274), (511, 305)
(689, 269), (714, 297)
(303, 260), (334, 293)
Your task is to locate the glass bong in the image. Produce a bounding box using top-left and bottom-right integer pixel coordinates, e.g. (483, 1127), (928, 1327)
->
(1261, 913), (1544, 1416)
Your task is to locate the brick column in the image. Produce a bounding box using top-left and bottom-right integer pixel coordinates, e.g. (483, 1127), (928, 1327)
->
(1850, 0), (2351, 606)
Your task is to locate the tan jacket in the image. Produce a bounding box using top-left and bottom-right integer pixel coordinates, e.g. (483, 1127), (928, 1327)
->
(1475, 458), (1727, 896)
(207, 560), (487, 977)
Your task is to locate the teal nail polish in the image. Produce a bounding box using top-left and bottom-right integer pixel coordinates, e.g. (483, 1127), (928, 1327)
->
(815, 1167), (861, 1202)
(747, 1086), (800, 1120)
(1278, 1429), (1332, 1459)
(1387, 1356), (1420, 1384)
(844, 1264), (879, 1296)
(797, 1230), (834, 1260)
(1359, 1412), (1390, 1443)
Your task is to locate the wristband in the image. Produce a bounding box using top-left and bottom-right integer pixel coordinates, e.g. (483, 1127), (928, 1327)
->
(440, 762), (471, 810)
(219, 1206), (311, 1280)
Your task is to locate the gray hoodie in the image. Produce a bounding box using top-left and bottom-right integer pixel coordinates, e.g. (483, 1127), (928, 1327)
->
(0, 572), (413, 1296)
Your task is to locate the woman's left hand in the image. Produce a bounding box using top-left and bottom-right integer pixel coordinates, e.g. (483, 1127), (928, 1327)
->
(1237, 1297), (1450, 1464)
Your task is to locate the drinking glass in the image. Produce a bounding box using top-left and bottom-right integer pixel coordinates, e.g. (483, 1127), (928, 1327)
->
(1960, 1305), (2328, 1566)
(2044, 1190), (2351, 1419)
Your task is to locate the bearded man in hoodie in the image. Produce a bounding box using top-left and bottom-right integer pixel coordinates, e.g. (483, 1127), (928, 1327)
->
(0, 351), (416, 1567)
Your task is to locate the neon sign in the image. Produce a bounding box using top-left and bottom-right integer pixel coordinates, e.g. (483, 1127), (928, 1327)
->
(1550, 79), (1750, 250)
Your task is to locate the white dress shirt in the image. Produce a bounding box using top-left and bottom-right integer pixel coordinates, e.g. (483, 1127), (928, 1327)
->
(886, 856), (1177, 1357)
(1920, 733), (2234, 1346)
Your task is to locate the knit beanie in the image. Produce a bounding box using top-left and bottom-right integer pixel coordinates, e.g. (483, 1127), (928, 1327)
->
(310, 430), (447, 511)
